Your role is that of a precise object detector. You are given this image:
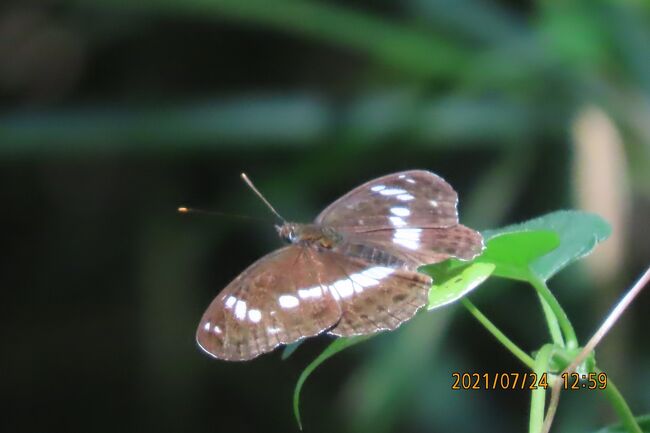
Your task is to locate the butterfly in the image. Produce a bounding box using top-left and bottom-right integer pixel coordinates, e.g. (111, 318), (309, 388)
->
(195, 170), (484, 361)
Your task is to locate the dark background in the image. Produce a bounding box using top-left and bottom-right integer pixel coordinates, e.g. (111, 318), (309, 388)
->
(2, 1), (649, 432)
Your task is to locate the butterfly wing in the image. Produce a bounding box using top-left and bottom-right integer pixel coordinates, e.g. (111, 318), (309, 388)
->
(312, 170), (484, 336)
(318, 250), (432, 336)
(341, 224), (484, 268)
(317, 170), (484, 268)
(316, 170), (459, 231)
(196, 246), (342, 361)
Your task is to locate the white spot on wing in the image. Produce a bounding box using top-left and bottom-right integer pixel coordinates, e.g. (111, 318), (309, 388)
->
(395, 228), (422, 239)
(225, 296), (236, 308)
(203, 321), (211, 331)
(234, 300), (247, 319)
(298, 286), (323, 299)
(398, 174), (405, 179)
(349, 273), (376, 289)
(393, 228), (422, 250)
(406, 178), (416, 184)
(394, 239), (419, 249)
(371, 185), (385, 192)
(430, 200), (439, 207)
(380, 188), (406, 196)
(363, 266), (394, 279)
(330, 267), (394, 298)
(397, 193), (414, 201)
(213, 325), (222, 334)
(278, 294), (300, 309)
(390, 206), (411, 217)
(389, 216), (407, 227)
(248, 309), (262, 323)
(331, 279), (355, 298)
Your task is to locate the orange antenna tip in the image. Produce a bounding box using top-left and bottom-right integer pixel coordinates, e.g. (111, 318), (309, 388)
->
(178, 207), (189, 213)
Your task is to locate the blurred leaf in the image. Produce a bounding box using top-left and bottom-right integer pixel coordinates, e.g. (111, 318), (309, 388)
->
(424, 261), (495, 309)
(0, 97), (328, 155)
(293, 335), (370, 429)
(0, 94), (533, 154)
(539, 0), (609, 70)
(79, 0), (467, 78)
(476, 230), (560, 281)
(482, 210), (611, 281)
(595, 414), (650, 433)
(606, 2), (650, 94)
(407, 0), (523, 44)
(415, 97), (536, 143)
(281, 341), (303, 360)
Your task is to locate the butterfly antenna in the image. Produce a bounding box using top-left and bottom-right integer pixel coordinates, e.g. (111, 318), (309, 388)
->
(240, 173), (286, 223)
(177, 207), (271, 222)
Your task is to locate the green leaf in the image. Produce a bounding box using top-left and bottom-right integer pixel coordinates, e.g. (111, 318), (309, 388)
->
(482, 210), (611, 281)
(423, 261), (495, 309)
(293, 336), (370, 429)
(476, 230), (560, 281)
(594, 414), (650, 433)
(281, 341), (304, 360)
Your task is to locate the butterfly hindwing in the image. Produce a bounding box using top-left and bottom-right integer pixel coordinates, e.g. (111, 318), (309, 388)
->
(342, 224), (484, 269)
(319, 250), (432, 336)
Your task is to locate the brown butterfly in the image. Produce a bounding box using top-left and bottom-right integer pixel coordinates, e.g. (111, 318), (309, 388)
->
(195, 170), (483, 361)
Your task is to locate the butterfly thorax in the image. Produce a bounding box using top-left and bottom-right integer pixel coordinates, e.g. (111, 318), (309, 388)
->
(276, 223), (342, 249)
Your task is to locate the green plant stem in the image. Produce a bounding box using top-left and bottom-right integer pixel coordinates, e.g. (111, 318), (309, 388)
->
(293, 336), (370, 429)
(537, 294), (565, 347)
(529, 275), (578, 349)
(461, 298), (535, 369)
(598, 368), (642, 433)
(529, 344), (553, 433)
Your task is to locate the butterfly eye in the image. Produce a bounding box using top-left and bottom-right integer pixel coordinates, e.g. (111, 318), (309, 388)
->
(276, 224), (298, 243)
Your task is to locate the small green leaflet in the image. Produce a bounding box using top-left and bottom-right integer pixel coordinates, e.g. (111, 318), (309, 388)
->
(424, 261), (495, 309)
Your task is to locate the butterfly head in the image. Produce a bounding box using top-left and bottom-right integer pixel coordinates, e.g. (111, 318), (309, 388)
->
(276, 223), (300, 244)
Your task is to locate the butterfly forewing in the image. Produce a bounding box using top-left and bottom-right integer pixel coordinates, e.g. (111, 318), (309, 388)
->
(316, 170), (459, 232)
(196, 246), (342, 361)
